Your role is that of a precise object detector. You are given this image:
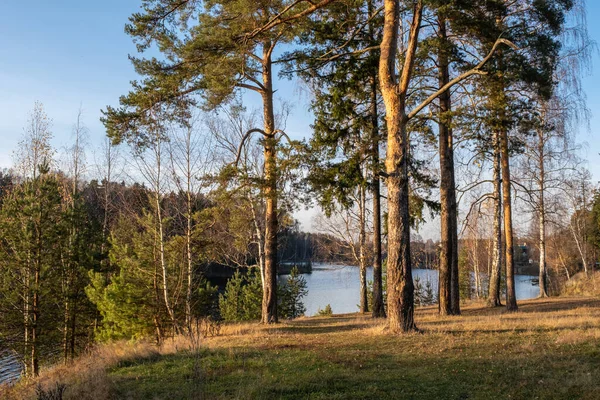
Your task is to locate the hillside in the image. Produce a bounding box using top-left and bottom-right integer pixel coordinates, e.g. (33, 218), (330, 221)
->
(5, 297), (600, 399)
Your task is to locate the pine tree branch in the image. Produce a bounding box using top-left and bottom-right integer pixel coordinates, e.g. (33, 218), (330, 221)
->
(243, 0), (339, 41)
(234, 129), (285, 166)
(398, 0), (424, 101)
(407, 38), (517, 121)
(316, 6), (384, 61)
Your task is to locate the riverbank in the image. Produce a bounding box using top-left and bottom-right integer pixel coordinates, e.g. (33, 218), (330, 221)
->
(5, 296), (600, 399)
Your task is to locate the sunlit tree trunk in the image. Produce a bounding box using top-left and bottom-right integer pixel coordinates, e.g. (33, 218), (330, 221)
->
(261, 41), (278, 324)
(437, 14), (458, 315)
(379, 0), (421, 331)
(500, 123), (518, 311)
(487, 133), (503, 307)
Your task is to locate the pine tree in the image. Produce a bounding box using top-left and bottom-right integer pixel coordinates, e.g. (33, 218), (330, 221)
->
(278, 266), (308, 319)
(0, 169), (68, 376)
(378, 0), (514, 332)
(470, 0), (576, 311)
(86, 215), (163, 342)
(219, 269), (263, 322)
(218, 271), (246, 322)
(59, 190), (101, 362)
(102, 0), (334, 324)
(288, 0), (382, 316)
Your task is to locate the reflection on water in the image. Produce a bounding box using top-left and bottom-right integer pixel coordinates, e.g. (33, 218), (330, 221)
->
(284, 263), (538, 316)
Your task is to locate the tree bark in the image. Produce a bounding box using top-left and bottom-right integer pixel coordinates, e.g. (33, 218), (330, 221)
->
(249, 198), (266, 292)
(377, 0), (509, 329)
(437, 14), (458, 316)
(367, 0), (385, 318)
(384, 119), (416, 332)
(378, 0), (422, 332)
(261, 41), (278, 324)
(487, 132), (503, 307)
(370, 76), (385, 318)
(500, 124), (518, 311)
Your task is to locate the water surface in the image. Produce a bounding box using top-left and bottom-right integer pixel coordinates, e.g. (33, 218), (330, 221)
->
(288, 263), (538, 316)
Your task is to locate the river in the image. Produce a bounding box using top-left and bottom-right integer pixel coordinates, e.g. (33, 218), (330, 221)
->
(287, 263), (539, 316)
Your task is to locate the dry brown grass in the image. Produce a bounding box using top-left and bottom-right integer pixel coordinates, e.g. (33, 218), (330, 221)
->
(4, 296), (600, 399)
(0, 336), (197, 400)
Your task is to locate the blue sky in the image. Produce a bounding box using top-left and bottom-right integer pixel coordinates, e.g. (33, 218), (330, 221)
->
(0, 1), (313, 169)
(1, 1), (599, 233)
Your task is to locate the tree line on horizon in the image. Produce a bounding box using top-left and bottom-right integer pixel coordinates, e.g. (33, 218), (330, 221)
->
(0, 0), (598, 377)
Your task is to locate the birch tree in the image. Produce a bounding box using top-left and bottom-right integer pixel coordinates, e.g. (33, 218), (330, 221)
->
(169, 116), (213, 331)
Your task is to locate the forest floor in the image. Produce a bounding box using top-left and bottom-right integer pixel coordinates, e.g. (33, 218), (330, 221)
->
(5, 296), (600, 400)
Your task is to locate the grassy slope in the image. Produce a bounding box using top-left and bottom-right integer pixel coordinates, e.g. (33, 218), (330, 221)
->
(108, 297), (600, 400)
(6, 297), (600, 399)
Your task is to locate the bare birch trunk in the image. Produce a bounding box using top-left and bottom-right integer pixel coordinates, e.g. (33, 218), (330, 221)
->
(473, 236), (481, 298)
(570, 224), (589, 276)
(538, 132), (549, 297)
(250, 199), (266, 291)
(155, 189), (177, 331)
(148, 135), (177, 332)
(185, 187), (193, 331)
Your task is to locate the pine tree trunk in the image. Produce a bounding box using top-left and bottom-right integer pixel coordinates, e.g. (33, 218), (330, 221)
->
(487, 133), (503, 307)
(500, 125), (518, 311)
(384, 119), (415, 332)
(437, 14), (455, 316)
(379, 0), (421, 332)
(261, 41), (278, 324)
(359, 184), (368, 313)
(370, 84), (385, 318)
(367, 0), (385, 319)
